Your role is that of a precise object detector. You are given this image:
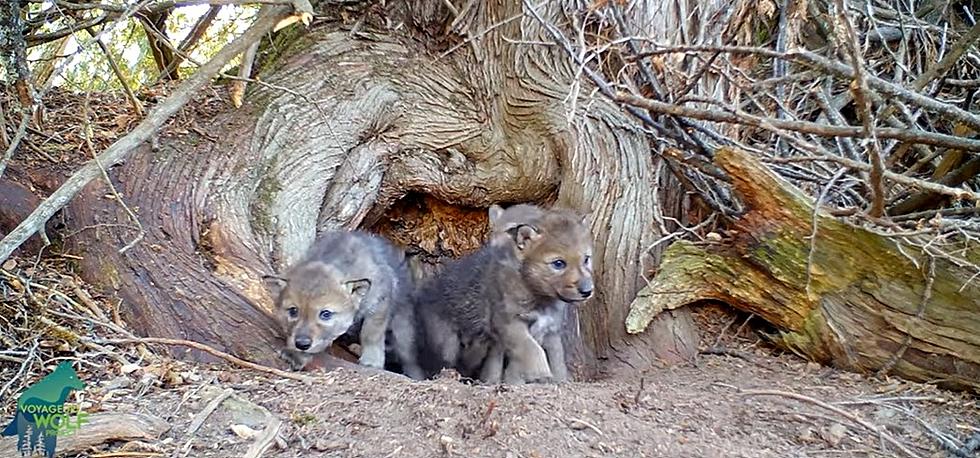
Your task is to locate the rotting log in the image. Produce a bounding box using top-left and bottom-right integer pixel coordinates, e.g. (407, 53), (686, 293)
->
(626, 147), (980, 391)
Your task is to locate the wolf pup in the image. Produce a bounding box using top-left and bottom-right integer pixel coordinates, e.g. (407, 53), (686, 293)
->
(480, 205), (594, 384)
(403, 205), (593, 384)
(266, 230), (409, 371)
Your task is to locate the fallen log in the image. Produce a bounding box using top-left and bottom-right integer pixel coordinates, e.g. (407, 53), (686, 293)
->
(626, 147), (980, 391)
(0, 412), (169, 457)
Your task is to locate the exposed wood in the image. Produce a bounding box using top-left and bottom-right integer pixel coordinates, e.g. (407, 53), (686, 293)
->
(0, 178), (48, 254)
(627, 147), (980, 391)
(0, 413), (170, 457)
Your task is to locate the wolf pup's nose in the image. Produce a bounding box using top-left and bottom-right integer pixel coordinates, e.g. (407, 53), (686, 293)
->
(294, 335), (312, 351)
(577, 282), (593, 298)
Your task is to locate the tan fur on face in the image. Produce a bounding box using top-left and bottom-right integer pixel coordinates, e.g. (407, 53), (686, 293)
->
(514, 209), (594, 303)
(277, 262), (363, 355)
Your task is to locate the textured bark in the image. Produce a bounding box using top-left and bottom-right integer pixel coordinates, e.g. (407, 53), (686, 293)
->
(65, 0), (698, 375)
(627, 147), (980, 391)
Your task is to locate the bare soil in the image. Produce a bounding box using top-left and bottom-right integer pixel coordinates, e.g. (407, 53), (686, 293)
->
(29, 307), (975, 458)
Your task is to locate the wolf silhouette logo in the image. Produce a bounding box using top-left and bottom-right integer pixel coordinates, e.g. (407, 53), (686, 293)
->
(2, 362), (87, 457)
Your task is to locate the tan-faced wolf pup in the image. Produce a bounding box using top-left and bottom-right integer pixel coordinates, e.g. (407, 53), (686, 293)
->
(265, 230), (410, 371)
(479, 204), (593, 384)
(399, 204), (593, 384)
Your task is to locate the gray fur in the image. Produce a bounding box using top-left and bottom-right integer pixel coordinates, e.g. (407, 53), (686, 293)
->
(270, 230), (410, 371)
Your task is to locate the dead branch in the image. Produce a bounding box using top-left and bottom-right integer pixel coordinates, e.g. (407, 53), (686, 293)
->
(831, 0), (885, 217)
(613, 92), (980, 153)
(634, 45), (980, 132)
(157, 5), (222, 81)
(740, 389), (923, 458)
(243, 418), (283, 458)
(0, 6), (293, 263)
(95, 336), (314, 383)
(0, 111), (31, 180)
(91, 34), (145, 116)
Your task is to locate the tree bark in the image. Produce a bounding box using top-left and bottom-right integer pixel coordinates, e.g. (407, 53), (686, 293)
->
(627, 147), (980, 391)
(64, 0), (700, 375)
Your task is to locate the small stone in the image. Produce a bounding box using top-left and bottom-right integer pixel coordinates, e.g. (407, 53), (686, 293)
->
(230, 424), (259, 439)
(820, 423), (847, 447)
(798, 427), (816, 443)
(705, 232), (722, 242)
(2, 259), (16, 271)
(104, 375), (132, 391)
(120, 363), (141, 374)
(312, 439), (346, 452)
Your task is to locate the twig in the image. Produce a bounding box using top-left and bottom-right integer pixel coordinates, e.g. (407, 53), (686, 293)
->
(81, 93), (145, 253)
(0, 109), (31, 180)
(633, 45), (980, 132)
(95, 336), (314, 383)
(740, 389), (924, 458)
(0, 339), (38, 400)
(186, 388), (233, 436)
(567, 417), (603, 435)
(92, 35), (144, 116)
(890, 207), (980, 223)
(762, 153), (980, 202)
(243, 417), (283, 458)
(613, 92), (980, 152)
(831, 0), (884, 217)
(0, 5), (294, 264)
(805, 167), (847, 295)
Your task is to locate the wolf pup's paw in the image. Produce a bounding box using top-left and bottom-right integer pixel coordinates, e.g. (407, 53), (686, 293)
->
(280, 349), (313, 371)
(523, 364), (553, 384)
(358, 346), (385, 369)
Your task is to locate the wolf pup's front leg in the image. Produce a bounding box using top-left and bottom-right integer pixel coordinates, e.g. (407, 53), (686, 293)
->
(358, 303), (390, 369)
(500, 320), (552, 383)
(541, 332), (568, 382)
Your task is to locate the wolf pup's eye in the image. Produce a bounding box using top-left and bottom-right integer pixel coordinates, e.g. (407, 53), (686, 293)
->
(319, 310), (334, 321)
(286, 307), (298, 318)
(550, 259), (567, 270)
(584, 255), (592, 266)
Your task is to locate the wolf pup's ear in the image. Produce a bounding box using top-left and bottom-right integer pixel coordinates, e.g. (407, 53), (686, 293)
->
(506, 224), (540, 250)
(344, 279), (371, 298)
(488, 204), (505, 228)
(262, 274), (288, 296)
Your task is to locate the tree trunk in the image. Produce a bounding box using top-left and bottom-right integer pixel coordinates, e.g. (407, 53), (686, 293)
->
(64, 0), (700, 375)
(627, 147), (980, 391)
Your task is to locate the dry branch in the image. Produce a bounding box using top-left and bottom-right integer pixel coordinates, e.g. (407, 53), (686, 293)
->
(96, 337), (314, 382)
(634, 45), (980, 132)
(612, 92), (980, 153)
(0, 6), (293, 263)
(740, 389), (923, 458)
(92, 35), (144, 115)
